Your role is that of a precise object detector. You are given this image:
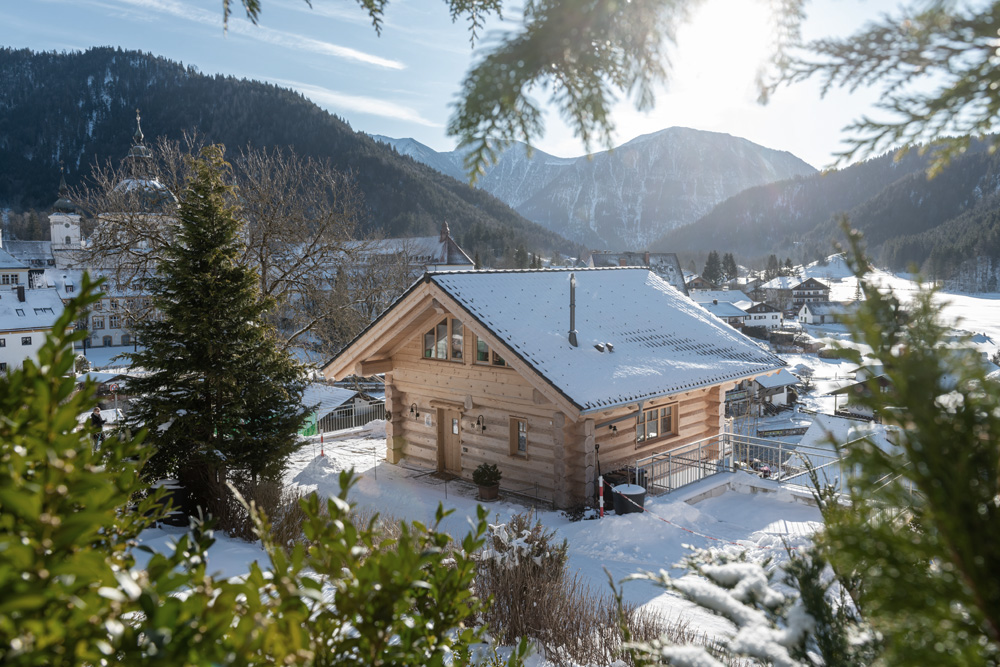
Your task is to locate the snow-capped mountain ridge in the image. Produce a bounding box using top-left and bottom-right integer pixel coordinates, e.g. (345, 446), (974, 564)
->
(373, 128), (816, 250)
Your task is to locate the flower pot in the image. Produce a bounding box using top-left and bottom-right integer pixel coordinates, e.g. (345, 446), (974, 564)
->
(478, 484), (499, 501)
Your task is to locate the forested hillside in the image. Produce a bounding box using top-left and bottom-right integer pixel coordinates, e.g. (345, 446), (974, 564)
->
(654, 141), (1000, 287)
(0, 47), (582, 263)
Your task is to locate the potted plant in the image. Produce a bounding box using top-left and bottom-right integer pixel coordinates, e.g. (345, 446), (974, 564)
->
(472, 462), (501, 501)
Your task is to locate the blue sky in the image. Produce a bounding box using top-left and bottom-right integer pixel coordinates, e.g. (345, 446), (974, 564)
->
(3, 0), (897, 168)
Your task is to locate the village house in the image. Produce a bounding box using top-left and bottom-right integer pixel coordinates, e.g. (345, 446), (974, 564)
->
(791, 277), (831, 308)
(0, 286), (64, 372)
(697, 299), (749, 328)
(321, 267), (786, 508)
(798, 301), (856, 325)
(759, 275), (799, 311)
(744, 302), (783, 330)
(685, 274), (718, 291)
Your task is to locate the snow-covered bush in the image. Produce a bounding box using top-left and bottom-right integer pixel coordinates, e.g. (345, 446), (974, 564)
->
(478, 512), (671, 666)
(623, 547), (876, 667)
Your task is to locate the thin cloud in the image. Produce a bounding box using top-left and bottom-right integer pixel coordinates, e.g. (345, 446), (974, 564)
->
(275, 79), (441, 127)
(112, 0), (404, 69)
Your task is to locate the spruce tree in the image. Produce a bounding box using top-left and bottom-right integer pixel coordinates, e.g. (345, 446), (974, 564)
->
(127, 146), (306, 507)
(722, 252), (738, 283)
(702, 250), (722, 285)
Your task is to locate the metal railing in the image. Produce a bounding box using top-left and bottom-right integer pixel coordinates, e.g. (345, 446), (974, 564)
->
(634, 432), (843, 496)
(317, 401), (386, 434)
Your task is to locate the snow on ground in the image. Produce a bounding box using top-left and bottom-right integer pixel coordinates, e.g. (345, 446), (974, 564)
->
(75, 344), (138, 370)
(282, 435), (822, 640)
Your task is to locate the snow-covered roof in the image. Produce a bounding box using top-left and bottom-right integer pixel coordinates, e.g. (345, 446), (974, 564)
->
(586, 252), (687, 295)
(3, 240), (53, 265)
(302, 383), (359, 415)
(746, 302), (781, 313)
(760, 276), (799, 290)
(0, 246), (27, 271)
(699, 300), (748, 319)
(0, 287), (63, 333)
(350, 233), (473, 268)
(426, 268), (785, 412)
(755, 368), (800, 389)
(691, 290), (750, 305)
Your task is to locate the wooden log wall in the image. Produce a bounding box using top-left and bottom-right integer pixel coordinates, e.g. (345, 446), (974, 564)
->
(380, 319), (737, 509)
(592, 385), (725, 477)
(387, 332), (564, 505)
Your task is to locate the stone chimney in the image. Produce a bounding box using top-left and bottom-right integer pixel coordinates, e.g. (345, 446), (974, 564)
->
(440, 221), (450, 242)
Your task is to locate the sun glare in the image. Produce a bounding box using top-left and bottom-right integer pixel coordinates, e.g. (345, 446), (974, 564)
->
(669, 0), (775, 106)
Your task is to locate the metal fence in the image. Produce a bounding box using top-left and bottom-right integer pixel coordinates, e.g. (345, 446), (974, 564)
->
(634, 432), (843, 495)
(317, 401), (386, 434)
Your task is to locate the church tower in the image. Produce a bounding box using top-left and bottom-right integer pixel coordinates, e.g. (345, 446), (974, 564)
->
(49, 164), (82, 269)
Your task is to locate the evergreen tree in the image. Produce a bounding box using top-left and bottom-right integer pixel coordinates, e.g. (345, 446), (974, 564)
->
(126, 146), (306, 508)
(702, 250), (722, 285)
(765, 254), (781, 281)
(722, 252), (738, 282)
(514, 244), (529, 269)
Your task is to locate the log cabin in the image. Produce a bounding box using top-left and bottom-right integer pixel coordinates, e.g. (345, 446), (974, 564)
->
(321, 267), (786, 508)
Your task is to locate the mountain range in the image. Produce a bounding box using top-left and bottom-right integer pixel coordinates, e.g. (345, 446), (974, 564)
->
(0, 46), (582, 265)
(651, 140), (1000, 286)
(374, 129), (816, 250)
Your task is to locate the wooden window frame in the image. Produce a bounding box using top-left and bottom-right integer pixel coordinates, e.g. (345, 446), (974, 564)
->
(423, 317), (464, 363)
(474, 334), (510, 368)
(635, 402), (678, 447)
(509, 416), (528, 457)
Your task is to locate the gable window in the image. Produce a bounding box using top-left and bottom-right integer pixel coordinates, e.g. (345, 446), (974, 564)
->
(0, 363), (6, 372)
(474, 334), (509, 367)
(423, 318), (463, 362)
(21, 336), (31, 346)
(636, 403), (677, 445)
(510, 417), (528, 456)
(0, 338), (5, 347)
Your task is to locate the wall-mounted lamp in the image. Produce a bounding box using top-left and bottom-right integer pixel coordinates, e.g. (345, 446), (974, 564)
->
(608, 424), (618, 434)
(410, 403), (419, 419)
(475, 414), (486, 433)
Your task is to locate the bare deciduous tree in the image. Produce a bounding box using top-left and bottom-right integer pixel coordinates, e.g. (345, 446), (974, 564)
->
(70, 136), (415, 357)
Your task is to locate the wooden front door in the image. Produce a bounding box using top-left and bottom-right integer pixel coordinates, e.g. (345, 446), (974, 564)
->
(438, 408), (462, 474)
